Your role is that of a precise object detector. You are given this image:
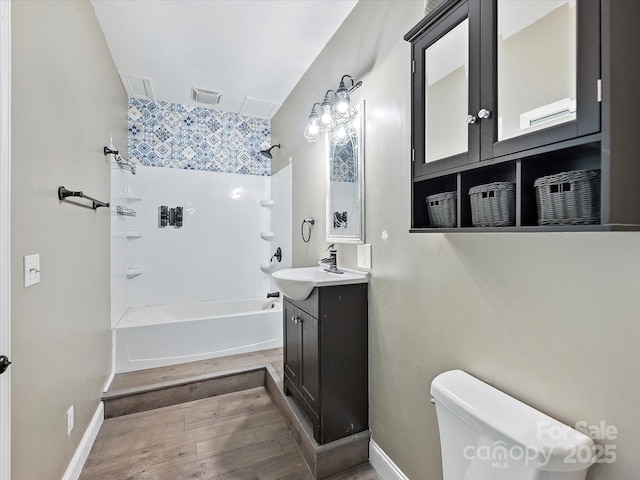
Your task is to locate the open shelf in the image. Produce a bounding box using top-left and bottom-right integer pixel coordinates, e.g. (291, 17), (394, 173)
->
(126, 267), (143, 278)
(412, 141), (609, 232)
(124, 193), (143, 202)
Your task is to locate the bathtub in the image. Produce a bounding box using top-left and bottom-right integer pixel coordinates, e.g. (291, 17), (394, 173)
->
(114, 297), (283, 373)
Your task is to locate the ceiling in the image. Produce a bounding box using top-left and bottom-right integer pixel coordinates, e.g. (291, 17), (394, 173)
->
(91, 0), (358, 119)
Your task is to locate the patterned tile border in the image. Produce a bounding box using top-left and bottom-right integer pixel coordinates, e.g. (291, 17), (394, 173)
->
(128, 98), (271, 176)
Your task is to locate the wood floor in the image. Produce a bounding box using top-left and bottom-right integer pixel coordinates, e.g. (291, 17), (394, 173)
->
(81, 349), (380, 480)
(107, 348), (285, 392)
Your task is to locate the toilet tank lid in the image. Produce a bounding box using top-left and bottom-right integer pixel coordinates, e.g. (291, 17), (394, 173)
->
(431, 370), (595, 473)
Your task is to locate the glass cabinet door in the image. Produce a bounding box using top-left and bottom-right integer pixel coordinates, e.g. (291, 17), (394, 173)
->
(481, 0), (600, 159)
(497, 0), (577, 142)
(412, 1), (480, 177)
(425, 18), (469, 163)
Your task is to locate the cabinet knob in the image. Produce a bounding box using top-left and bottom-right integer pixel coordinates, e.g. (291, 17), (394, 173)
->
(465, 114), (477, 124)
(477, 108), (491, 119)
(291, 316), (302, 324)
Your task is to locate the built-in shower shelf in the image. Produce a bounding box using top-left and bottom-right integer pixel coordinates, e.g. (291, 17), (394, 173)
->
(260, 199), (274, 208)
(126, 267), (143, 278)
(125, 193), (144, 202)
(260, 231), (274, 240)
(260, 262), (276, 273)
(126, 230), (142, 239)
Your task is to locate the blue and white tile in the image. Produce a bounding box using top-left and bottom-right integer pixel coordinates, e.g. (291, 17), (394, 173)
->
(128, 122), (144, 139)
(128, 106), (143, 122)
(127, 97), (270, 176)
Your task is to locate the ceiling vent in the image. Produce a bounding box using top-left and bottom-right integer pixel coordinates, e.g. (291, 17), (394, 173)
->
(239, 97), (281, 119)
(119, 73), (154, 99)
(192, 87), (222, 106)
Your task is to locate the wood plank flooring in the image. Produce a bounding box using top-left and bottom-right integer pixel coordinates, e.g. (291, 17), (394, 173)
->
(83, 349), (380, 479)
(108, 348), (285, 392)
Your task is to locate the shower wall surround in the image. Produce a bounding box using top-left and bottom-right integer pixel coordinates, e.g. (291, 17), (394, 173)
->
(124, 165), (271, 309)
(127, 98), (271, 176)
(110, 98), (290, 322)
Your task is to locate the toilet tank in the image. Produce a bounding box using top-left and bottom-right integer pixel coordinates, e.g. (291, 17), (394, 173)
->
(431, 370), (594, 480)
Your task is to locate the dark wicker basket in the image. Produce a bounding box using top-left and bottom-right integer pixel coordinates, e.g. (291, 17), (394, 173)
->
(426, 191), (457, 227)
(534, 169), (601, 225)
(469, 182), (515, 227)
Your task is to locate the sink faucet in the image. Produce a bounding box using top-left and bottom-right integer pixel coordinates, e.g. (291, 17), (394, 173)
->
(321, 244), (344, 274)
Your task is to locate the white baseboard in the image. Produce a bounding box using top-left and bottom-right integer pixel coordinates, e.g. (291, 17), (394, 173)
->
(103, 371), (115, 393)
(369, 439), (410, 480)
(61, 402), (104, 480)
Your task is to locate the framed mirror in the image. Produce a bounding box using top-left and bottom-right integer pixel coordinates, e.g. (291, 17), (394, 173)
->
(326, 101), (365, 244)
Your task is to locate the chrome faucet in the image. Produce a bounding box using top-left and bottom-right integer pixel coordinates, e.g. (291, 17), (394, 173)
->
(321, 244), (343, 274)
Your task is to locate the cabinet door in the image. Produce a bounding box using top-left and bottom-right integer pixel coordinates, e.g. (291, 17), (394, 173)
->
(283, 301), (300, 386)
(299, 309), (320, 414)
(479, 0), (600, 159)
(412, 0), (480, 177)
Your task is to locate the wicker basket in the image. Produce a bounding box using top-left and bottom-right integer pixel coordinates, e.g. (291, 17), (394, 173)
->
(426, 191), (457, 227)
(534, 169), (600, 225)
(469, 182), (515, 227)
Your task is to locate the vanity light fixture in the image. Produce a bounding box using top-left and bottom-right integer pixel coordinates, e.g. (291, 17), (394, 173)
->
(320, 91), (336, 126)
(304, 103), (322, 142)
(304, 74), (362, 143)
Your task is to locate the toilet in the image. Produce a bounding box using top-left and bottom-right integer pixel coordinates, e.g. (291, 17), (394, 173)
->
(431, 370), (595, 480)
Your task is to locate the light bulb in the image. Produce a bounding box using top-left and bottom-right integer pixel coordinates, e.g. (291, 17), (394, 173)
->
(321, 104), (333, 125)
(336, 100), (349, 114)
(304, 113), (321, 142)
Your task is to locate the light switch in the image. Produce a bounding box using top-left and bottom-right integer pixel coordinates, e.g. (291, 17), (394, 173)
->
(357, 244), (372, 269)
(24, 254), (40, 287)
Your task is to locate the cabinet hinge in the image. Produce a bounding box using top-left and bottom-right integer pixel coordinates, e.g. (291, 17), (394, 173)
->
(412, 60), (415, 74)
(597, 79), (602, 103)
(411, 148), (415, 162)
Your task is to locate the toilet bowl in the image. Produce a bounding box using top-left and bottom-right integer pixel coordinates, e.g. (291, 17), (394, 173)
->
(431, 370), (595, 480)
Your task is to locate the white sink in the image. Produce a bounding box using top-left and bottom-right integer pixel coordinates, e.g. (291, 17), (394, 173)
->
(272, 267), (368, 301)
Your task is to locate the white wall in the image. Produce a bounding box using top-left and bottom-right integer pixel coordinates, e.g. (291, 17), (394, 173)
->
(111, 162), (129, 326)
(270, 163), (293, 288)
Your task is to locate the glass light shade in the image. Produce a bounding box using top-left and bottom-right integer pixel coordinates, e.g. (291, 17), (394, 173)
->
(335, 87), (350, 114)
(321, 101), (333, 125)
(304, 114), (321, 142)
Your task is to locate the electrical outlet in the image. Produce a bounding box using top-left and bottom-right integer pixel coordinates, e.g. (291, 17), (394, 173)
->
(24, 254), (41, 287)
(66, 405), (74, 435)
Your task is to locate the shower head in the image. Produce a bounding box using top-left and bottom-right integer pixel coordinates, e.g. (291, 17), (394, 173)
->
(259, 144), (281, 159)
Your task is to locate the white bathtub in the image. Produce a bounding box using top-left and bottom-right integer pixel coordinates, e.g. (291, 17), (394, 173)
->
(114, 297), (283, 373)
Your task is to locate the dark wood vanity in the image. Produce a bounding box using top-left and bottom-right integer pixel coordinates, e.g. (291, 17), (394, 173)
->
(282, 283), (368, 445)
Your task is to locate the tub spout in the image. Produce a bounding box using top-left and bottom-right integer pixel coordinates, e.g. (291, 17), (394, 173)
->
(267, 291), (280, 298)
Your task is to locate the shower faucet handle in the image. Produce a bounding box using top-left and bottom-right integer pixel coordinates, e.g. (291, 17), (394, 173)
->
(159, 206), (169, 227)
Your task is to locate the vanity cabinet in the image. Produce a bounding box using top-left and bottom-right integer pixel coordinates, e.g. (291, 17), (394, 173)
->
(282, 283), (368, 445)
(405, 0), (640, 231)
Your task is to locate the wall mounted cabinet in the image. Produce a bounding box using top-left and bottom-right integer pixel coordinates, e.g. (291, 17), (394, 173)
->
(283, 283), (368, 445)
(405, 0), (640, 232)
